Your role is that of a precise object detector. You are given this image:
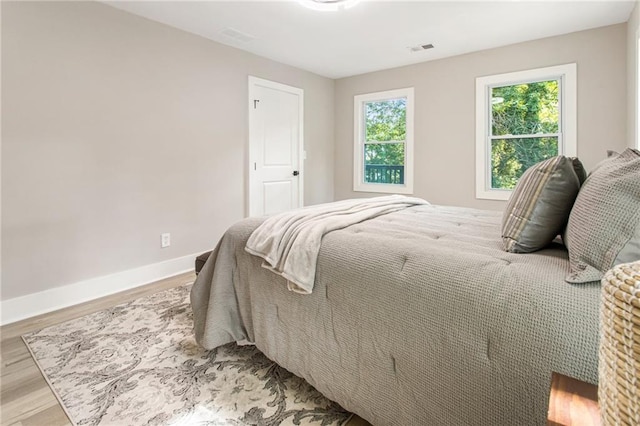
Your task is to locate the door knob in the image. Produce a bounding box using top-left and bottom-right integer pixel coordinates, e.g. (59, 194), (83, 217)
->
(292, 170), (299, 176)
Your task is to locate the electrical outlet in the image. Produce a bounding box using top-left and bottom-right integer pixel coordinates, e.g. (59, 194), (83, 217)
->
(161, 233), (170, 248)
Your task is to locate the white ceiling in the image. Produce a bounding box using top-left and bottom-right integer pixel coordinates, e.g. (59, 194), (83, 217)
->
(105, 0), (635, 79)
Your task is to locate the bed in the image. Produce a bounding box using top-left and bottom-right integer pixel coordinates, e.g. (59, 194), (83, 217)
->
(190, 203), (600, 425)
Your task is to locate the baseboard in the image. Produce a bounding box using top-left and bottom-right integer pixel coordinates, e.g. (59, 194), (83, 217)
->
(1, 252), (199, 326)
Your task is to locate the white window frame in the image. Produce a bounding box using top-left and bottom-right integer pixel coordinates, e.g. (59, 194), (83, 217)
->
(636, 29), (640, 150)
(353, 88), (414, 194)
(475, 64), (577, 201)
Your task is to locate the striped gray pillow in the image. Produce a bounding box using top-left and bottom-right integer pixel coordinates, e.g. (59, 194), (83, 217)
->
(564, 149), (640, 283)
(502, 156), (586, 253)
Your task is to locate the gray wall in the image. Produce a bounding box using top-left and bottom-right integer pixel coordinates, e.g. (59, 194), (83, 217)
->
(334, 24), (628, 210)
(628, 0), (639, 149)
(1, 1), (334, 300)
(2, 2), (631, 302)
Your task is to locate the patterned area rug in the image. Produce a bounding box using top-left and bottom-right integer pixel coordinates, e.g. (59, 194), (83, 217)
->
(23, 284), (351, 426)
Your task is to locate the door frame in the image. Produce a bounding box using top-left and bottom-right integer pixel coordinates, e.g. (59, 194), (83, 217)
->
(247, 76), (304, 217)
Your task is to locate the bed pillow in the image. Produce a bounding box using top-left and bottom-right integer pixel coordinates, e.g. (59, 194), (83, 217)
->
(564, 148), (640, 283)
(502, 156), (586, 253)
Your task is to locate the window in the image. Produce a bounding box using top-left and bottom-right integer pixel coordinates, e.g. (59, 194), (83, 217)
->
(475, 64), (576, 200)
(637, 31), (640, 149)
(353, 88), (414, 194)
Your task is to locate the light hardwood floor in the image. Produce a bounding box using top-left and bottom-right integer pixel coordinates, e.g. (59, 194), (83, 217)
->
(0, 272), (370, 426)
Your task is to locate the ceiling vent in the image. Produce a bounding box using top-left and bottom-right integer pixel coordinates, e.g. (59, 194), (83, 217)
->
(409, 43), (435, 53)
(220, 27), (255, 43)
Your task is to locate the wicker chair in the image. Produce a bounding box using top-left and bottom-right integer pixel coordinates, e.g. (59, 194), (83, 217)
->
(600, 260), (640, 426)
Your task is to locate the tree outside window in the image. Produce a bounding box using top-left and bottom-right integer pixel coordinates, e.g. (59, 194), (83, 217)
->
(364, 98), (406, 185)
(354, 88), (414, 194)
(475, 64), (576, 200)
(490, 80), (560, 189)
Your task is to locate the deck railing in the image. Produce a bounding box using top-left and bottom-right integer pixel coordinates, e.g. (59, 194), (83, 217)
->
(365, 165), (404, 185)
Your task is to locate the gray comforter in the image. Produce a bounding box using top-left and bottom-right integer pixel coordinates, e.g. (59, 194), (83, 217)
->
(191, 204), (600, 426)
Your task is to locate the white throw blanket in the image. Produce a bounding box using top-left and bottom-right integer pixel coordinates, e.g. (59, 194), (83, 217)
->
(245, 195), (429, 293)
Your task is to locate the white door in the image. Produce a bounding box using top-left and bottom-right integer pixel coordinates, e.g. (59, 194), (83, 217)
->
(249, 77), (304, 217)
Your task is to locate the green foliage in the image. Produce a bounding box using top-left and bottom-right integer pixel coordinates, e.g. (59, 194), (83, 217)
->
(490, 80), (559, 189)
(491, 138), (558, 189)
(365, 143), (404, 166)
(364, 98), (406, 168)
(492, 81), (558, 135)
(365, 98), (406, 142)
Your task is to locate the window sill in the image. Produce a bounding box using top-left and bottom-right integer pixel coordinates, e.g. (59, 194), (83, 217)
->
(354, 183), (413, 195)
(476, 188), (512, 201)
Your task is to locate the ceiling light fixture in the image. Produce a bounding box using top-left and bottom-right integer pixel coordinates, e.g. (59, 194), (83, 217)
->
(299, 0), (362, 12)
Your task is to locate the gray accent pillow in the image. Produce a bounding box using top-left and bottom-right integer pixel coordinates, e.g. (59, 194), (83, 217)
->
(502, 156), (586, 253)
(565, 148), (640, 283)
